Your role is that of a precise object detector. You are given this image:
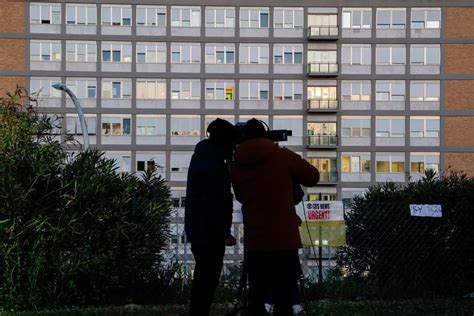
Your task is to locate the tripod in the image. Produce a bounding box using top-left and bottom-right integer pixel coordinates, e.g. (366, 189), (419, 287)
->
(227, 247), (249, 316)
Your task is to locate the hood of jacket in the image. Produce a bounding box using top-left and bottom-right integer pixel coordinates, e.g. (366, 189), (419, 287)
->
(233, 138), (278, 167)
(193, 139), (221, 160)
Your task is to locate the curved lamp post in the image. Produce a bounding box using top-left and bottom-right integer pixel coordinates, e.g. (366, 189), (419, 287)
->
(52, 83), (90, 151)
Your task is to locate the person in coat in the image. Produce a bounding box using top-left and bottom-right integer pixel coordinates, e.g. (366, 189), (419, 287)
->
(185, 118), (237, 316)
(231, 119), (320, 316)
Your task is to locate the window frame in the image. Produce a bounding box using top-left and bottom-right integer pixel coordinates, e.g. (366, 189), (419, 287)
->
(136, 79), (167, 100)
(375, 81), (406, 102)
(342, 8), (372, 29)
(171, 43), (201, 64)
(342, 45), (372, 65)
(239, 80), (270, 101)
(101, 5), (132, 27)
(273, 8), (304, 29)
(273, 81), (303, 101)
(171, 80), (201, 100)
(171, 7), (201, 28)
(341, 81), (371, 101)
(30, 3), (61, 25)
(205, 80), (235, 101)
(66, 4), (97, 25)
(239, 8), (269, 29)
(205, 7), (235, 28)
(274, 45), (303, 65)
(376, 45), (406, 65)
(136, 6), (166, 27)
(137, 43), (167, 64)
(375, 117), (405, 138)
(376, 8), (406, 29)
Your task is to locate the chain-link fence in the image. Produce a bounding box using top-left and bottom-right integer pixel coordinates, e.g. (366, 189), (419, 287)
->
(165, 193), (474, 299)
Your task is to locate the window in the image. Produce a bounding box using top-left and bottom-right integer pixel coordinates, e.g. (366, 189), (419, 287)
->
(410, 45), (440, 65)
(377, 9), (406, 29)
(274, 45), (302, 64)
(102, 43), (132, 63)
(308, 122), (337, 136)
(342, 8), (372, 29)
(66, 115), (97, 135)
(206, 7), (235, 28)
(410, 153), (439, 173)
(137, 153), (166, 173)
(410, 81), (440, 101)
(274, 81), (303, 101)
(376, 45), (406, 65)
(66, 4), (96, 25)
(137, 80), (166, 99)
(240, 8), (269, 28)
(274, 8), (303, 29)
(205, 81), (235, 100)
(239, 45), (269, 64)
(170, 152), (192, 176)
(137, 43), (166, 64)
(341, 81), (371, 101)
(136, 115), (166, 136)
(308, 194), (337, 201)
(342, 154), (370, 173)
(66, 79), (97, 99)
(376, 117), (405, 137)
(342, 45), (371, 65)
(66, 42), (96, 62)
(31, 3), (61, 25)
(342, 117), (371, 138)
(101, 117), (131, 135)
(104, 152), (131, 173)
(205, 45), (234, 64)
(273, 116), (303, 138)
(30, 78), (62, 98)
(137, 6), (166, 26)
(411, 8), (441, 29)
(31, 41), (61, 62)
(102, 5), (132, 26)
(376, 154), (405, 173)
(240, 81), (269, 100)
(171, 116), (200, 136)
(171, 80), (201, 100)
(102, 80), (132, 99)
(171, 7), (201, 27)
(307, 86), (337, 101)
(308, 14), (338, 28)
(376, 81), (405, 101)
(308, 50), (338, 73)
(410, 117), (440, 138)
(171, 43), (201, 63)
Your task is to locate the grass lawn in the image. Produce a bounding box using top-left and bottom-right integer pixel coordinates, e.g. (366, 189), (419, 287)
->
(3, 299), (474, 316)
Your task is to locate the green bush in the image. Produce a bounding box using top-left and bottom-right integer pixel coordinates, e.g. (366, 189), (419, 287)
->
(0, 88), (173, 310)
(337, 170), (474, 298)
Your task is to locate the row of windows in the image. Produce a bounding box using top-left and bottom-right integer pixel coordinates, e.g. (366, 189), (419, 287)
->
(89, 150), (439, 177)
(31, 4), (441, 32)
(54, 114), (440, 143)
(31, 41), (441, 67)
(30, 78), (441, 103)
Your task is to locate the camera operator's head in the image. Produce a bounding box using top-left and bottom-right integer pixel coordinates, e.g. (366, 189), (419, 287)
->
(207, 118), (236, 159)
(242, 118), (266, 141)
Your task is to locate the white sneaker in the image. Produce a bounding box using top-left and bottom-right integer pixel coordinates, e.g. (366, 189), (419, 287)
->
(292, 304), (305, 314)
(265, 303), (274, 313)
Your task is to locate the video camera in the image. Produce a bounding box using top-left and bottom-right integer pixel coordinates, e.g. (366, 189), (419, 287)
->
(234, 121), (292, 143)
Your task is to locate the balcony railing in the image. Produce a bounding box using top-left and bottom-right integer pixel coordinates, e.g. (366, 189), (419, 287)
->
(308, 26), (339, 39)
(307, 135), (338, 148)
(308, 99), (339, 112)
(308, 63), (339, 76)
(319, 171), (338, 183)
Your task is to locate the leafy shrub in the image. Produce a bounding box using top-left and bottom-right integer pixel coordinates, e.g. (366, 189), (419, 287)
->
(337, 170), (474, 298)
(0, 88), (173, 310)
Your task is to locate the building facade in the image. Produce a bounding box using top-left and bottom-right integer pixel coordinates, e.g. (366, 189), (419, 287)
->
(1, 0), (474, 273)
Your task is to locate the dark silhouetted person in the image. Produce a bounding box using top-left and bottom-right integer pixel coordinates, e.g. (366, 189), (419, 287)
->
(231, 119), (319, 316)
(185, 118), (237, 316)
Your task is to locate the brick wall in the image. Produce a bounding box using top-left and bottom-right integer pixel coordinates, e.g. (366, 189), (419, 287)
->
(0, 39), (26, 71)
(444, 153), (474, 176)
(445, 80), (474, 110)
(445, 116), (474, 147)
(445, 7), (474, 38)
(0, 76), (25, 96)
(445, 44), (474, 74)
(0, 1), (25, 33)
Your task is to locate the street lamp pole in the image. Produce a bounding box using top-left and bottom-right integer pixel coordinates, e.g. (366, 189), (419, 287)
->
(52, 83), (90, 151)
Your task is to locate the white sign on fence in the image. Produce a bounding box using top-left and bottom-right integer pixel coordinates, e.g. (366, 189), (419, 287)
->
(409, 204), (442, 218)
(297, 201), (344, 221)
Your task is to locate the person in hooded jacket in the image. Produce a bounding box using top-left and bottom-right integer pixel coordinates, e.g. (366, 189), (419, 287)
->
(185, 118), (237, 316)
(231, 119), (320, 316)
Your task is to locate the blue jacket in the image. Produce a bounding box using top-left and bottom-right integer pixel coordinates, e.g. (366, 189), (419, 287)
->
(185, 139), (233, 245)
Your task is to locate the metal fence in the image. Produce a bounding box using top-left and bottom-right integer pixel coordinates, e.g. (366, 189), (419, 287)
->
(165, 198), (474, 298)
